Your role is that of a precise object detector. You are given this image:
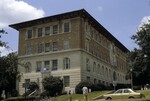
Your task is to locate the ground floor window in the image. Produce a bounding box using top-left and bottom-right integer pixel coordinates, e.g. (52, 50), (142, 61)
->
(64, 76), (70, 87)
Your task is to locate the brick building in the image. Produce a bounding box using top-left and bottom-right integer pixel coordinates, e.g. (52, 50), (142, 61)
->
(9, 9), (130, 95)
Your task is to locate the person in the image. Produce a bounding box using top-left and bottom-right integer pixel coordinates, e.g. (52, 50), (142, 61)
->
(68, 90), (72, 101)
(82, 86), (88, 101)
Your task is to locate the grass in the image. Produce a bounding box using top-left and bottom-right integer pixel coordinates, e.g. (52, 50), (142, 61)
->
(53, 90), (150, 101)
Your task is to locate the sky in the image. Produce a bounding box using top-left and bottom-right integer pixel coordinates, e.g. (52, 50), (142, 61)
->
(0, 0), (150, 56)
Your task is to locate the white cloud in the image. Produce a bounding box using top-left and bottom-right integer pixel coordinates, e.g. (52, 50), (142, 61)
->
(0, 0), (45, 28)
(0, 47), (14, 56)
(139, 16), (150, 28)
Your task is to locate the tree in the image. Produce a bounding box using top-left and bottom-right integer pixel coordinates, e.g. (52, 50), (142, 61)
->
(0, 29), (7, 47)
(0, 52), (18, 97)
(129, 22), (150, 86)
(42, 76), (63, 97)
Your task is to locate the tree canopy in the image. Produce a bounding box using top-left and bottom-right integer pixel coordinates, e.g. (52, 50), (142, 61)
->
(0, 29), (7, 47)
(129, 22), (150, 85)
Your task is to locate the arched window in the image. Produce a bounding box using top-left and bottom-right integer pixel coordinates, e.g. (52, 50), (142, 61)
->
(93, 62), (96, 72)
(63, 57), (70, 69)
(86, 58), (90, 72)
(97, 64), (100, 74)
(25, 62), (31, 73)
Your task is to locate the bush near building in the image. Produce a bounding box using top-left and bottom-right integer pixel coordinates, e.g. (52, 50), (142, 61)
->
(42, 76), (63, 97)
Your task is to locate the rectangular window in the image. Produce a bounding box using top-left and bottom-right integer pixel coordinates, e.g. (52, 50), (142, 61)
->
(27, 30), (32, 39)
(38, 28), (42, 37)
(52, 42), (58, 51)
(87, 76), (90, 81)
(36, 61), (42, 72)
(53, 25), (58, 34)
(45, 26), (50, 35)
(64, 76), (70, 87)
(52, 60), (58, 71)
(37, 43), (43, 53)
(64, 22), (70, 32)
(44, 61), (50, 70)
(45, 43), (50, 52)
(25, 45), (32, 55)
(63, 40), (70, 50)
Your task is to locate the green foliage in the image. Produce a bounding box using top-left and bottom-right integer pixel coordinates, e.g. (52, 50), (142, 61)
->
(0, 29), (7, 47)
(42, 76), (63, 97)
(28, 82), (39, 91)
(75, 81), (92, 94)
(0, 52), (18, 96)
(129, 22), (150, 85)
(4, 96), (38, 101)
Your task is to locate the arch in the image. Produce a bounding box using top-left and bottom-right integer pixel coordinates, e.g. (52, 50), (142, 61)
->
(25, 62), (31, 73)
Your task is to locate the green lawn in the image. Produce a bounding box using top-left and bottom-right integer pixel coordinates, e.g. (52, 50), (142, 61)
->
(52, 90), (150, 101)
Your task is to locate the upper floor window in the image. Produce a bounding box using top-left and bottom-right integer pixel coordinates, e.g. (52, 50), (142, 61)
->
(52, 41), (58, 51)
(45, 43), (50, 52)
(63, 40), (70, 50)
(86, 58), (90, 72)
(36, 61), (42, 72)
(53, 25), (58, 34)
(25, 45), (32, 55)
(52, 60), (58, 71)
(64, 22), (70, 32)
(45, 26), (50, 35)
(63, 57), (70, 69)
(38, 28), (42, 37)
(37, 43), (43, 53)
(27, 30), (32, 39)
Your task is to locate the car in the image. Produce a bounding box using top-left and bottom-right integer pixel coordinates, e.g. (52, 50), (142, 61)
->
(103, 88), (145, 100)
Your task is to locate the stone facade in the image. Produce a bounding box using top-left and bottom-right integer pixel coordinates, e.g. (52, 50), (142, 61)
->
(10, 9), (130, 95)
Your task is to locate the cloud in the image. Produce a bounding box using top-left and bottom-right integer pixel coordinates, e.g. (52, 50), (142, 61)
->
(139, 16), (150, 28)
(0, 47), (14, 56)
(0, 0), (45, 28)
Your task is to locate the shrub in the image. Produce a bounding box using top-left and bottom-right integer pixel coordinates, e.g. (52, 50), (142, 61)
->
(28, 82), (39, 91)
(42, 76), (63, 97)
(75, 81), (92, 94)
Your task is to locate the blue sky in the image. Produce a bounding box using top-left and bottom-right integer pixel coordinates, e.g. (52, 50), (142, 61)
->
(0, 0), (150, 55)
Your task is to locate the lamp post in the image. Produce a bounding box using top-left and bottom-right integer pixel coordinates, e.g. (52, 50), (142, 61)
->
(130, 68), (133, 90)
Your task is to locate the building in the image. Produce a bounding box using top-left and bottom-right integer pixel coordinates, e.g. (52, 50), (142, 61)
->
(9, 9), (130, 95)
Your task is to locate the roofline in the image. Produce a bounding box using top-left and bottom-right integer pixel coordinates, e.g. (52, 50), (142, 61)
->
(9, 9), (129, 52)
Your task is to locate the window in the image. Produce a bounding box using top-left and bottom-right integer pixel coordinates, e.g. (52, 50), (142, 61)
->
(25, 79), (30, 83)
(25, 45), (32, 55)
(45, 43), (50, 52)
(38, 28), (42, 37)
(115, 90), (122, 94)
(52, 60), (58, 70)
(64, 76), (70, 87)
(45, 26), (50, 35)
(64, 22), (70, 32)
(27, 30), (32, 39)
(44, 61), (50, 70)
(36, 61), (42, 72)
(86, 58), (90, 72)
(37, 43), (43, 53)
(53, 25), (58, 34)
(94, 78), (97, 84)
(52, 42), (58, 51)
(63, 40), (70, 50)
(87, 76), (90, 81)
(63, 57), (70, 69)
(25, 62), (31, 73)
(124, 89), (131, 93)
(93, 62), (96, 72)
